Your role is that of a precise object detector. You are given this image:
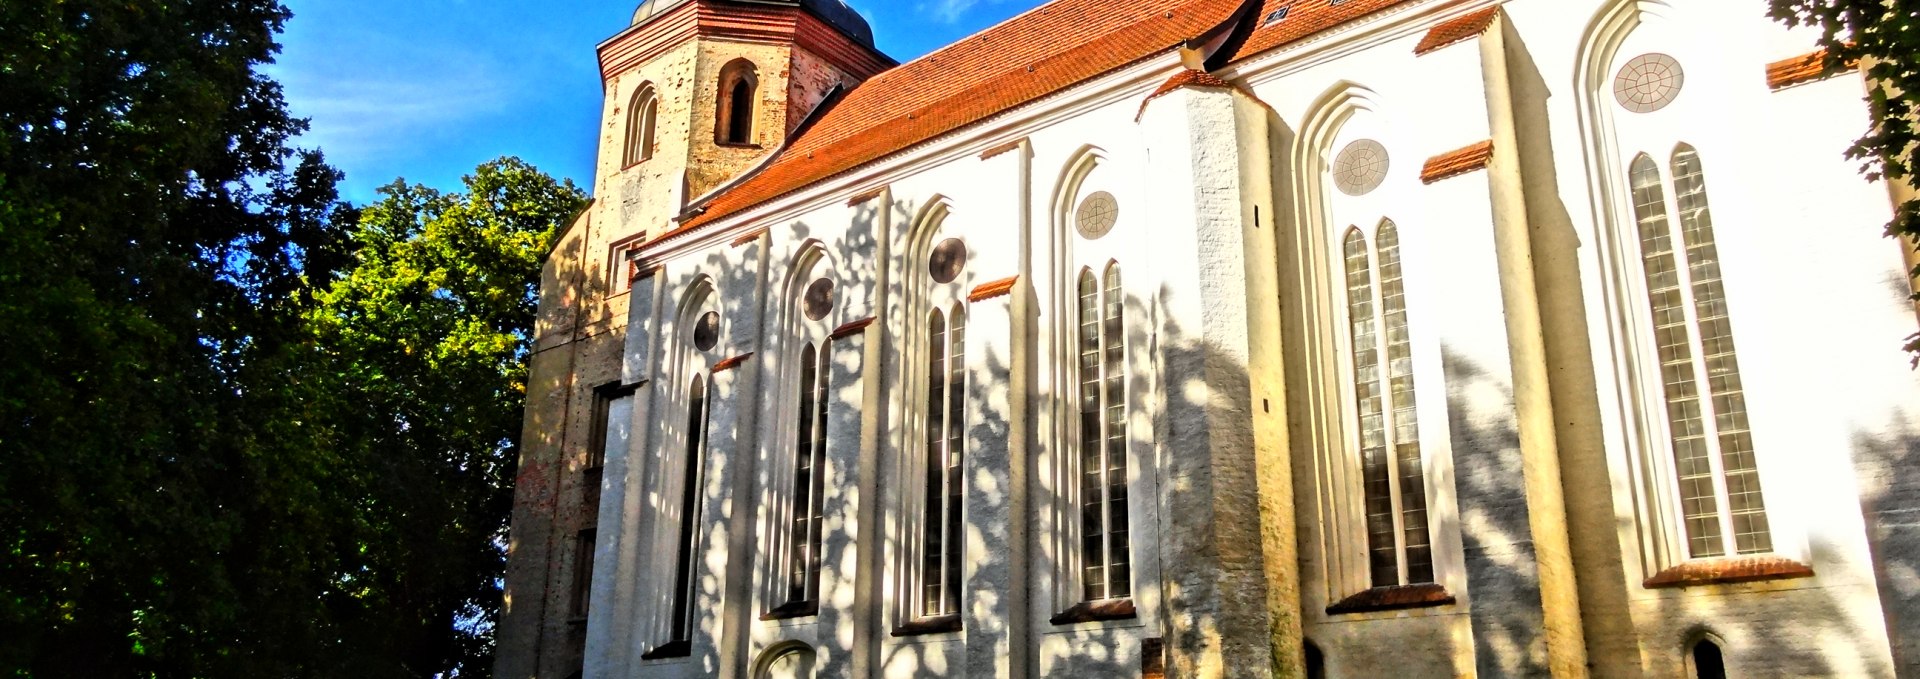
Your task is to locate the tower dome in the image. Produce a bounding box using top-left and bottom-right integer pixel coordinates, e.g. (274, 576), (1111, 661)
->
(631, 0), (692, 25)
(631, 0), (875, 50)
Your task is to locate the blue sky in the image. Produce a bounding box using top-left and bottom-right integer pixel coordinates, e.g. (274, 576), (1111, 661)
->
(268, 0), (1042, 205)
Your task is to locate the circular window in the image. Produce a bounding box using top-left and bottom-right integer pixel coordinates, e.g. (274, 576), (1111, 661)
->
(1333, 139), (1390, 196)
(803, 278), (835, 321)
(1076, 191), (1119, 239)
(928, 238), (967, 284)
(692, 311), (721, 351)
(1614, 53), (1685, 113)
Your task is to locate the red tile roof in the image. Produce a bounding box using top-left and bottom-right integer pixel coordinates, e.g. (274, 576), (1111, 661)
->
(658, 0), (1246, 243)
(1413, 7), (1497, 55)
(1150, 68), (1236, 98)
(1766, 48), (1847, 91)
(712, 352), (755, 372)
(828, 316), (876, 339)
(1419, 140), (1494, 184)
(967, 276), (1021, 302)
(1235, 0), (1412, 58)
(651, 0), (1412, 248)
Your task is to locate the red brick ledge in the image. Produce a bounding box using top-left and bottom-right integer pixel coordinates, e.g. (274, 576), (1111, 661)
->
(1420, 140), (1495, 184)
(1325, 583), (1456, 615)
(630, 263), (661, 283)
(730, 228), (768, 247)
(828, 317), (875, 340)
(1414, 7), (1498, 56)
(968, 276), (1020, 303)
(712, 353), (754, 373)
(1767, 48), (1851, 91)
(1643, 556), (1814, 589)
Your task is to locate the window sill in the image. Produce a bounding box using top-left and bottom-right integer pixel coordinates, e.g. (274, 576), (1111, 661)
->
(1325, 583), (1455, 615)
(1049, 598), (1137, 625)
(620, 159), (650, 171)
(1643, 555), (1814, 589)
(715, 141), (763, 150)
(639, 640), (691, 660)
(891, 614), (961, 637)
(760, 600), (819, 621)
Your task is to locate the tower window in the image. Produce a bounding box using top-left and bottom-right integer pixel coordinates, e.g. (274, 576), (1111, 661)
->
(625, 85), (658, 166)
(716, 59), (759, 146)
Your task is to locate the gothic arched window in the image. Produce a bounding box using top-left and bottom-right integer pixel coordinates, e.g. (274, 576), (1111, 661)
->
(625, 85), (658, 166)
(1343, 221), (1433, 589)
(1076, 263), (1130, 603)
(665, 375), (709, 651)
(917, 304), (966, 620)
(783, 341), (829, 607)
(717, 60), (758, 145)
(1628, 147), (1770, 559)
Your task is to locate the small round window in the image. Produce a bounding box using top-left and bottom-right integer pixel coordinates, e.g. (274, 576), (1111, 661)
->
(692, 311), (721, 351)
(1614, 53), (1684, 113)
(803, 278), (835, 321)
(1332, 139), (1389, 196)
(928, 238), (967, 284)
(1076, 191), (1119, 239)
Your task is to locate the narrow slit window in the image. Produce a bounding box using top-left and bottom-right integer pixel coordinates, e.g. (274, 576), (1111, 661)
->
(585, 384), (617, 522)
(1630, 148), (1770, 560)
(1344, 224), (1433, 589)
(571, 528), (596, 618)
(668, 377), (710, 646)
(1078, 265), (1131, 602)
(785, 342), (831, 606)
(918, 306), (966, 619)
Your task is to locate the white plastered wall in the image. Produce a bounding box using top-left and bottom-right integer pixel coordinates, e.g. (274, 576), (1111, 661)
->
(1230, 6), (1507, 676)
(1505, 0), (1910, 675)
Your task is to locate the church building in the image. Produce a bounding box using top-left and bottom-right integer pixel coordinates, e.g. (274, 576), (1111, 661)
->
(496, 0), (1920, 676)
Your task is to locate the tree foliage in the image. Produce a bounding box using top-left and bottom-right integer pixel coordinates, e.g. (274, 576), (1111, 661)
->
(0, 0), (586, 674)
(1767, 0), (1920, 348)
(301, 161), (585, 677)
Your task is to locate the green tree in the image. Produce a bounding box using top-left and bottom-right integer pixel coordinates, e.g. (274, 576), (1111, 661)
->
(0, 0), (587, 673)
(1768, 0), (1920, 348)
(0, 0), (356, 674)
(302, 159), (586, 677)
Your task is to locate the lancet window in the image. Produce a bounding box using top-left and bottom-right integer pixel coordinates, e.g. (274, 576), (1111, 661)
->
(1342, 220), (1433, 588)
(1076, 264), (1130, 602)
(782, 341), (830, 608)
(625, 85), (658, 166)
(1627, 146), (1770, 559)
(917, 304), (966, 620)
